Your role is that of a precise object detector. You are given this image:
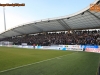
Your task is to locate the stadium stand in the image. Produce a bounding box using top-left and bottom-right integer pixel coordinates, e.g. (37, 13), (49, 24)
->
(0, 30), (100, 46)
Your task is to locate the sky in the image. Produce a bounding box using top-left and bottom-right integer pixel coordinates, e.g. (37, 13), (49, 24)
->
(0, 0), (95, 33)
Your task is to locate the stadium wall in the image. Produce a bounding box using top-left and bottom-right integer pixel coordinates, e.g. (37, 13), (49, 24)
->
(0, 44), (100, 53)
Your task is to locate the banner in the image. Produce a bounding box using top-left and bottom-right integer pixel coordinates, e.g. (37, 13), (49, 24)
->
(81, 45), (99, 49)
(22, 43), (27, 46)
(86, 48), (100, 53)
(65, 45), (82, 51)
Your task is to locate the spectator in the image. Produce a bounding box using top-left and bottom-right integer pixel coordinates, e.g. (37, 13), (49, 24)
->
(1, 30), (100, 45)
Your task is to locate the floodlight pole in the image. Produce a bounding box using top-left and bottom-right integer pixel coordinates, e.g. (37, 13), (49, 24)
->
(3, 7), (6, 31)
(0, 3), (25, 31)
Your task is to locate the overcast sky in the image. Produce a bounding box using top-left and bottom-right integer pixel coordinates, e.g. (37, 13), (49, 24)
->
(0, 0), (95, 33)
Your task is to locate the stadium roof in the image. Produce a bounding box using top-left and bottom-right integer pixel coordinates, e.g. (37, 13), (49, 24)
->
(0, 0), (100, 39)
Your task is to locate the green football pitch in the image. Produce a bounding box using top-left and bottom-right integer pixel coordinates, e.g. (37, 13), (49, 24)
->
(0, 46), (100, 75)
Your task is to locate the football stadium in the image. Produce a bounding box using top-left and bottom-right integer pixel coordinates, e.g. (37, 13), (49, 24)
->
(0, 0), (100, 75)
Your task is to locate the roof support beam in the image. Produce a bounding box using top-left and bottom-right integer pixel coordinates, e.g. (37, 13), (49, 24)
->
(62, 19), (71, 29)
(29, 24), (43, 32)
(57, 19), (71, 30)
(11, 29), (25, 35)
(87, 10), (100, 20)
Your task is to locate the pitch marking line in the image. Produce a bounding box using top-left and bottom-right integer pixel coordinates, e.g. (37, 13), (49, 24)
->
(0, 52), (77, 73)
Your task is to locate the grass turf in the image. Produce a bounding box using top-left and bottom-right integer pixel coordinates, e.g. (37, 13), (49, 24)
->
(0, 47), (74, 71)
(0, 46), (100, 75)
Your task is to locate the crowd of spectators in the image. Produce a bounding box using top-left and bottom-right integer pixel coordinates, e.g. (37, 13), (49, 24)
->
(0, 30), (100, 46)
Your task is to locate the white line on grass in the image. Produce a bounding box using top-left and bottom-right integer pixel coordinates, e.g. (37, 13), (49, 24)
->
(0, 52), (77, 73)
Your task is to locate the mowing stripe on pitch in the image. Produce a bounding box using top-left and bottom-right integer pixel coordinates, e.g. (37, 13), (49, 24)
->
(0, 52), (77, 73)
